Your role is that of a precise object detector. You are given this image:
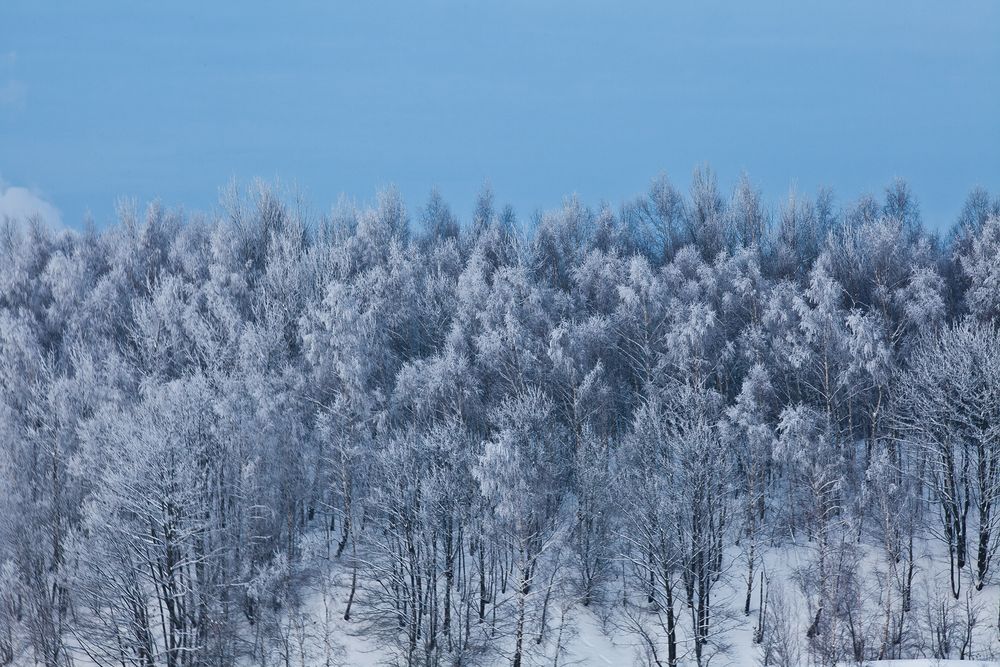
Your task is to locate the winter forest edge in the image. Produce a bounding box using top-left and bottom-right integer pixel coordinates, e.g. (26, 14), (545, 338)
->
(2, 169), (1000, 666)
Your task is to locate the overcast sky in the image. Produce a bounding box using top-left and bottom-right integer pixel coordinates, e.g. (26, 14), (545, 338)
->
(2, 1), (998, 230)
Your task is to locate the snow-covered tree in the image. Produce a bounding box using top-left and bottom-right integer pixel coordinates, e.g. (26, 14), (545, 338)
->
(2, 172), (999, 666)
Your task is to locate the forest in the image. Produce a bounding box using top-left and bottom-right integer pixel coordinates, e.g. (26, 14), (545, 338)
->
(1, 169), (1000, 666)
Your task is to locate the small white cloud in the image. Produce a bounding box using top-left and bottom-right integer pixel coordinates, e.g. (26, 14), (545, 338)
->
(0, 178), (62, 228)
(0, 80), (26, 109)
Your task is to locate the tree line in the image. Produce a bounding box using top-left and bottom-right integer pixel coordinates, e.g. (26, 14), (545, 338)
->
(1, 169), (1000, 666)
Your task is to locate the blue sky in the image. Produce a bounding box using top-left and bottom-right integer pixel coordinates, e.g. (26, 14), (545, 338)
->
(1, 1), (998, 230)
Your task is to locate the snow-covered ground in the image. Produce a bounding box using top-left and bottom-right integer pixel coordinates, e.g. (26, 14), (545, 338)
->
(53, 531), (1000, 665)
(283, 535), (1000, 666)
(852, 662), (1000, 666)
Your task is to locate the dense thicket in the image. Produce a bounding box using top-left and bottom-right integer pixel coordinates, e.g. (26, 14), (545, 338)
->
(1, 171), (1000, 666)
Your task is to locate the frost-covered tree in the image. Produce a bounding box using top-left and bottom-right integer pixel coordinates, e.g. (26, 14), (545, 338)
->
(476, 388), (569, 667)
(3, 172), (1000, 666)
(894, 319), (1000, 596)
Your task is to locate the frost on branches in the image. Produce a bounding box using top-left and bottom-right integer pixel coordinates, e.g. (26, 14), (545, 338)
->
(1, 174), (1000, 666)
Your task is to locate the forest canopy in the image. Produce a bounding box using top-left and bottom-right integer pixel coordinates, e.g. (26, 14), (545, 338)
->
(2, 170), (1000, 666)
